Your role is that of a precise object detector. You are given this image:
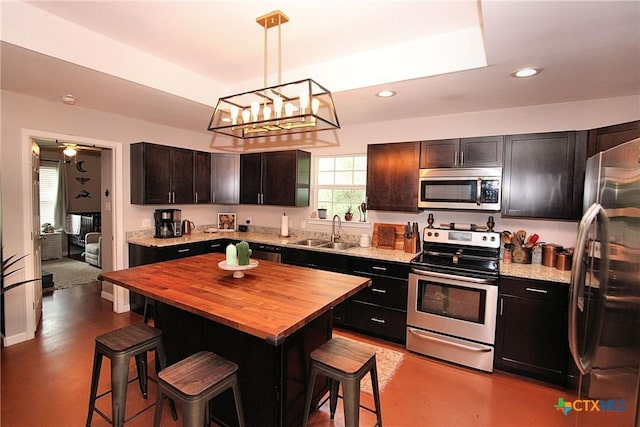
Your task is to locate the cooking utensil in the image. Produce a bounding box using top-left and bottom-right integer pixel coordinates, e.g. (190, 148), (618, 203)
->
(515, 230), (527, 245)
(511, 236), (522, 248)
(501, 231), (513, 245)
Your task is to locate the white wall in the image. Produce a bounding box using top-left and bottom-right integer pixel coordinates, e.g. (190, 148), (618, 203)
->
(2, 89), (639, 344)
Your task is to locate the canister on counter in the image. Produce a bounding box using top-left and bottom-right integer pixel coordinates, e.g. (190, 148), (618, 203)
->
(555, 249), (573, 270)
(532, 244), (542, 264)
(542, 244), (563, 267)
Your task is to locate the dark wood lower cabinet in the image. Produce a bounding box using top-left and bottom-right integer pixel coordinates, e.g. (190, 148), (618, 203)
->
(281, 250), (409, 343)
(495, 277), (570, 385)
(155, 301), (331, 427)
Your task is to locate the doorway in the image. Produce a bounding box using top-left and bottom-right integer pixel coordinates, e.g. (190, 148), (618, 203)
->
(37, 140), (104, 291)
(18, 129), (125, 343)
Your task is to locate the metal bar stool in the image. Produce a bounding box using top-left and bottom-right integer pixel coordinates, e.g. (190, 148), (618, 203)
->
(302, 337), (383, 427)
(86, 323), (177, 427)
(153, 351), (245, 427)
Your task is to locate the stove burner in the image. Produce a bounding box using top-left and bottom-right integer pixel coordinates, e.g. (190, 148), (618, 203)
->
(411, 228), (501, 279)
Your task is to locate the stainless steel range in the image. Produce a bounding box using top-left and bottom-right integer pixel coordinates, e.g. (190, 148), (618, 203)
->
(407, 227), (501, 372)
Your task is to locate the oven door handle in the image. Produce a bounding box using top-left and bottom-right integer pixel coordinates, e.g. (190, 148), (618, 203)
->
(407, 327), (492, 353)
(410, 268), (496, 285)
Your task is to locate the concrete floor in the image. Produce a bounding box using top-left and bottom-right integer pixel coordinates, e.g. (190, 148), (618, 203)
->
(2, 282), (624, 426)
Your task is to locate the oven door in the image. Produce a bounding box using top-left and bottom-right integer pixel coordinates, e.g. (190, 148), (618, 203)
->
(407, 271), (498, 345)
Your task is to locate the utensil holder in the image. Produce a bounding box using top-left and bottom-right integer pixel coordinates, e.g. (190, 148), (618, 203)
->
(404, 236), (418, 253)
(512, 247), (532, 264)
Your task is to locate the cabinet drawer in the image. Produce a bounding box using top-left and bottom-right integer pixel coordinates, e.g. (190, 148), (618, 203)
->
(350, 258), (409, 279)
(349, 301), (406, 343)
(500, 277), (568, 303)
(198, 240), (225, 253)
(352, 277), (407, 310)
(156, 243), (205, 262)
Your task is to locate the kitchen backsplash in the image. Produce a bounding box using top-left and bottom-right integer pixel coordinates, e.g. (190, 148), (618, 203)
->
(128, 206), (579, 249)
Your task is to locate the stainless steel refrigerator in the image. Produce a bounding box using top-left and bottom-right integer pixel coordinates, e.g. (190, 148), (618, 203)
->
(569, 137), (640, 426)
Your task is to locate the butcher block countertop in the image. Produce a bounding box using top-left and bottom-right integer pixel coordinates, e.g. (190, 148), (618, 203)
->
(100, 252), (371, 345)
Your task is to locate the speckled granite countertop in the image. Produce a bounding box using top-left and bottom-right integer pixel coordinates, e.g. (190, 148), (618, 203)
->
(127, 230), (418, 264)
(127, 230), (572, 283)
(500, 262), (572, 284)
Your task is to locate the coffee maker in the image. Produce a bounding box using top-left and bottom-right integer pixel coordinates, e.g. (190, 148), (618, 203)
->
(154, 209), (182, 238)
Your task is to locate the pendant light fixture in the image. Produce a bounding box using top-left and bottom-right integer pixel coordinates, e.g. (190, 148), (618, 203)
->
(208, 10), (340, 139)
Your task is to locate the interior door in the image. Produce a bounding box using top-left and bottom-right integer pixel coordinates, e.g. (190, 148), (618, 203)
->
(31, 141), (43, 329)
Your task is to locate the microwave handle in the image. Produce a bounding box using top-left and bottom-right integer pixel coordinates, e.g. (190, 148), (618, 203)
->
(476, 178), (482, 205)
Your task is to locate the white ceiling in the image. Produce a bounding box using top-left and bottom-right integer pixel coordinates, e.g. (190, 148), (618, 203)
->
(1, 1), (639, 135)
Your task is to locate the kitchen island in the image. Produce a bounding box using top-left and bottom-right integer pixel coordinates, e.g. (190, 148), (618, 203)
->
(99, 252), (371, 427)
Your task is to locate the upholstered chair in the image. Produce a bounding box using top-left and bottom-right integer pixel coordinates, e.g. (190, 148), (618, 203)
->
(84, 232), (102, 268)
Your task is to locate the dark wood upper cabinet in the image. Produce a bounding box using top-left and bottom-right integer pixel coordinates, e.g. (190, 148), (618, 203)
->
(420, 136), (503, 168)
(240, 150), (310, 206)
(587, 120), (640, 157)
(131, 142), (193, 205)
(366, 141), (420, 212)
(193, 150), (211, 204)
(211, 153), (240, 204)
(501, 131), (587, 220)
(131, 142), (212, 205)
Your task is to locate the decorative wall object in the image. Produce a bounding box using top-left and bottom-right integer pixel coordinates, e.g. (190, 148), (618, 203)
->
(66, 151), (100, 213)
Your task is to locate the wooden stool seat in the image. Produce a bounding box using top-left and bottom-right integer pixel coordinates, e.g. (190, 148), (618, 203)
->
(302, 337), (383, 427)
(154, 351), (245, 427)
(86, 323), (177, 427)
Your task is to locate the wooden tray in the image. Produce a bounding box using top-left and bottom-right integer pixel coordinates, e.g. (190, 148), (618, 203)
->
(372, 223), (406, 250)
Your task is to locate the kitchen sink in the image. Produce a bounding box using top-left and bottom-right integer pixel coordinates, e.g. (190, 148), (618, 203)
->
(290, 239), (330, 247)
(317, 242), (357, 250)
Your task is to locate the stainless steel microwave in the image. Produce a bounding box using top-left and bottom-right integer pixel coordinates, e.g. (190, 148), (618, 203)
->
(418, 167), (502, 211)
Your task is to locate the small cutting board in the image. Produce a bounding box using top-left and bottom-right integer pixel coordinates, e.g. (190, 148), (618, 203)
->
(372, 223), (406, 250)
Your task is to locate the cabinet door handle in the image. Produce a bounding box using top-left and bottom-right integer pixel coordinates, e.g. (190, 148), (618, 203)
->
(177, 248), (190, 253)
(371, 288), (387, 294)
(168, 192), (172, 203)
(525, 287), (548, 294)
(371, 317), (386, 324)
(499, 297), (503, 316)
(460, 151), (464, 165)
(194, 192), (198, 204)
(372, 266), (387, 272)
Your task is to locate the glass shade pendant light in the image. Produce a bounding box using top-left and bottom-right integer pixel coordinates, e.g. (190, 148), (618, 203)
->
(208, 10), (340, 139)
(63, 144), (77, 157)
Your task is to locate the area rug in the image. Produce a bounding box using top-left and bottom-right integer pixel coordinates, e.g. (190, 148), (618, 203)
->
(41, 257), (101, 290)
(333, 334), (405, 394)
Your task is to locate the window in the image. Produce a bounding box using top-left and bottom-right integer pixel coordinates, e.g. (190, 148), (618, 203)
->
(316, 155), (367, 218)
(39, 162), (59, 227)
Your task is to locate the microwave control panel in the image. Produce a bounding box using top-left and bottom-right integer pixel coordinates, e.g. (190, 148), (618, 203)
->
(481, 180), (501, 203)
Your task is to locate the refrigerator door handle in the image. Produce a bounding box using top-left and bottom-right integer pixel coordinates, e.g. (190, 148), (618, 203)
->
(569, 202), (610, 375)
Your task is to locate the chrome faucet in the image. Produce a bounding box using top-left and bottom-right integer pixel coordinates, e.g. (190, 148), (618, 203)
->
(331, 214), (342, 243)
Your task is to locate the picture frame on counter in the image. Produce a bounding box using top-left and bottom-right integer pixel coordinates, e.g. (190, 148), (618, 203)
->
(218, 212), (236, 231)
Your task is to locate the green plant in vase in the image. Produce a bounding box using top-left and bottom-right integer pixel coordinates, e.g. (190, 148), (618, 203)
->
(344, 206), (353, 221)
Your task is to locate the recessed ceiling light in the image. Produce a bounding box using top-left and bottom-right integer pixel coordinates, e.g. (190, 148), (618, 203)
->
(376, 90), (396, 98)
(511, 67), (542, 78)
(62, 94), (76, 105)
